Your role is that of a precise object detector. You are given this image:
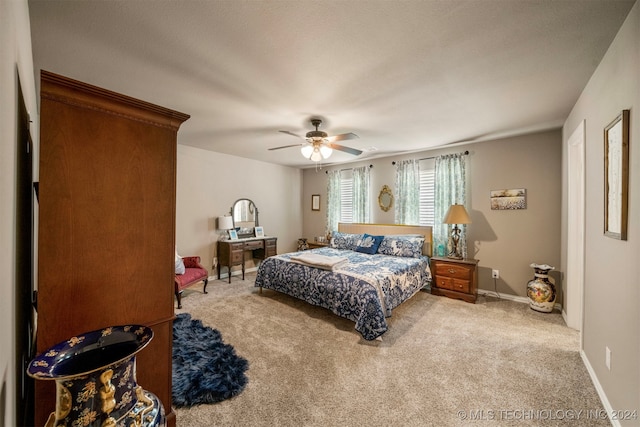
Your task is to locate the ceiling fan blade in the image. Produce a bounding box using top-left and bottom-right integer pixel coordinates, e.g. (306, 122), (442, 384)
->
(326, 132), (359, 142)
(268, 144), (302, 151)
(279, 130), (304, 139)
(328, 143), (363, 156)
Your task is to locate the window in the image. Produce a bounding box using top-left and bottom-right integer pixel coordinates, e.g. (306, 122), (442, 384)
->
(419, 160), (435, 226)
(340, 170), (353, 223)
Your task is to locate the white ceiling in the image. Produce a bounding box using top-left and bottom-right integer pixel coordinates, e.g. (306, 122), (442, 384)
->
(28, 0), (635, 169)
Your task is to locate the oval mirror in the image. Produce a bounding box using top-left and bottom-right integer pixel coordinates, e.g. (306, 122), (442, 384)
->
(378, 185), (394, 212)
(231, 198), (259, 237)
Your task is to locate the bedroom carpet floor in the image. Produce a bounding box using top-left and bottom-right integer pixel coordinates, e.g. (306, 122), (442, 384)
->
(173, 273), (609, 427)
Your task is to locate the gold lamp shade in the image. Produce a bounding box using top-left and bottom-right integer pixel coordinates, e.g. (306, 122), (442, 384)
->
(443, 204), (472, 225)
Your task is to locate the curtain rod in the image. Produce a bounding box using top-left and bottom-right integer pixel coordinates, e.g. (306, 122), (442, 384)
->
(325, 164), (373, 174)
(391, 150), (469, 165)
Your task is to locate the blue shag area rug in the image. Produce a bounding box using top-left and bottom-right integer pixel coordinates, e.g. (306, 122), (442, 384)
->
(172, 313), (249, 407)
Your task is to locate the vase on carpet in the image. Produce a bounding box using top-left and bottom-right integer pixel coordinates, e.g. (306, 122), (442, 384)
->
(527, 263), (556, 313)
(28, 325), (165, 427)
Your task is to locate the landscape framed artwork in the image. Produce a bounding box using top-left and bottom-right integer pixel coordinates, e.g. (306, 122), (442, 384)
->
(312, 194), (320, 211)
(604, 109), (629, 240)
(490, 188), (526, 210)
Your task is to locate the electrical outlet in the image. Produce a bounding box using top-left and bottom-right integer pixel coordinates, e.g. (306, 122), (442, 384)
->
(605, 346), (611, 370)
(492, 269), (500, 279)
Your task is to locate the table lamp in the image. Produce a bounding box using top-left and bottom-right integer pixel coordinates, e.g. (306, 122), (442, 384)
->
(442, 204), (471, 259)
(217, 215), (234, 240)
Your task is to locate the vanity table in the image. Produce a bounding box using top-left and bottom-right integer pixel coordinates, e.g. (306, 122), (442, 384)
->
(218, 237), (277, 283)
(218, 198), (277, 282)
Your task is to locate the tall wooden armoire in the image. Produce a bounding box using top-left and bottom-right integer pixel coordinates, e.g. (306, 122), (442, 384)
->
(36, 70), (189, 426)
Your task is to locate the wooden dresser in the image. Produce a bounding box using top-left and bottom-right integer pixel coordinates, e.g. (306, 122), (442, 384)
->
(218, 237), (277, 282)
(36, 71), (188, 426)
(430, 257), (479, 303)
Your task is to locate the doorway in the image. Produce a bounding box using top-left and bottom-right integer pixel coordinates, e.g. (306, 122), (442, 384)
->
(566, 120), (585, 336)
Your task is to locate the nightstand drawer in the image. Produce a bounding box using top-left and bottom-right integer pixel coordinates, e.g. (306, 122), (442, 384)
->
(435, 276), (454, 290)
(434, 277), (470, 293)
(434, 263), (473, 280)
(450, 278), (470, 293)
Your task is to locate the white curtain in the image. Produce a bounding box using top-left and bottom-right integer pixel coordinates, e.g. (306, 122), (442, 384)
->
(394, 159), (420, 225)
(326, 170), (341, 235)
(352, 166), (370, 223)
(434, 153), (468, 258)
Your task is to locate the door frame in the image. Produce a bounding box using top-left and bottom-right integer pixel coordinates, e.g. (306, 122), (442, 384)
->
(565, 120), (585, 339)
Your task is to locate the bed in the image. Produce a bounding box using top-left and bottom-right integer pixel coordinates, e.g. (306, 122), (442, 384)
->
(255, 223), (432, 340)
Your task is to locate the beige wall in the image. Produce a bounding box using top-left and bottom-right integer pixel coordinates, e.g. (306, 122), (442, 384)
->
(176, 145), (303, 273)
(1, 1), (39, 425)
(302, 129), (562, 301)
(563, 2), (639, 420)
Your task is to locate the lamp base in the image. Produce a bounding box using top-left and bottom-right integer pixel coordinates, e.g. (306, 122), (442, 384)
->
(448, 225), (464, 260)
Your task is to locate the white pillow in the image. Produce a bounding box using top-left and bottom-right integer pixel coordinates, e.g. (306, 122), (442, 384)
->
(175, 248), (185, 275)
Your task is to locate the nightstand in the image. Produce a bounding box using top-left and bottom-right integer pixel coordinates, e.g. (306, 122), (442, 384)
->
(307, 241), (328, 249)
(430, 257), (479, 303)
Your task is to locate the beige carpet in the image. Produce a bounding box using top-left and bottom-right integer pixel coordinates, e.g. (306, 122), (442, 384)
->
(173, 274), (609, 427)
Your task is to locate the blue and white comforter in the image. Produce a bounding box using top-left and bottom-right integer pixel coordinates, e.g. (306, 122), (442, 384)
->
(254, 247), (431, 340)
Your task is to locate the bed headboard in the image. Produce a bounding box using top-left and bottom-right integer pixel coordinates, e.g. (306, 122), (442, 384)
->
(337, 223), (433, 257)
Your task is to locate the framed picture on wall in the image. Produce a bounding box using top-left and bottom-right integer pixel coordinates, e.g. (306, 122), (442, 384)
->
(490, 188), (526, 210)
(312, 194), (320, 211)
(604, 109), (629, 240)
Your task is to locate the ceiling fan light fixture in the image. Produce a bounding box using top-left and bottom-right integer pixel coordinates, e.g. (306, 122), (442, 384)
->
(319, 145), (333, 159)
(301, 144), (314, 158)
(274, 118), (361, 163)
(310, 149), (322, 162)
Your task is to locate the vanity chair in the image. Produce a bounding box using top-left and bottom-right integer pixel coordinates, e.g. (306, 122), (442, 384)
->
(174, 255), (209, 309)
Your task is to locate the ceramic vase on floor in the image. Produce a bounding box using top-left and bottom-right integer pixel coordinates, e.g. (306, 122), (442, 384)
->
(28, 325), (165, 427)
(527, 263), (556, 313)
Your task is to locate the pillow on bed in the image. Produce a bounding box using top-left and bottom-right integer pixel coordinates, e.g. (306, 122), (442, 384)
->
(175, 248), (185, 275)
(355, 234), (384, 254)
(377, 235), (425, 258)
(330, 232), (363, 251)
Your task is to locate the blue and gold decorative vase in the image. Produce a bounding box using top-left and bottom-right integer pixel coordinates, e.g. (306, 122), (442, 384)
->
(527, 263), (556, 313)
(28, 325), (165, 427)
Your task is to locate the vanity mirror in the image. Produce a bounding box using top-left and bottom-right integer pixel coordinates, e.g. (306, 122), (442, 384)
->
(230, 198), (259, 238)
(378, 185), (394, 212)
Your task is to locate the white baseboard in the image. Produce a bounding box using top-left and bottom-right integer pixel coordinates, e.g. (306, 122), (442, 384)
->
(580, 350), (618, 427)
(477, 289), (563, 312)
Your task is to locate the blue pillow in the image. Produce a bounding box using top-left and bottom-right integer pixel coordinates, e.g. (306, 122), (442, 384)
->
(355, 234), (384, 255)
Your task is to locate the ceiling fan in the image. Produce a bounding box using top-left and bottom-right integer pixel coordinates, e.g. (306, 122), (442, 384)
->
(269, 118), (362, 162)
